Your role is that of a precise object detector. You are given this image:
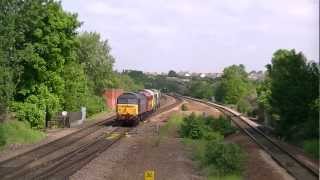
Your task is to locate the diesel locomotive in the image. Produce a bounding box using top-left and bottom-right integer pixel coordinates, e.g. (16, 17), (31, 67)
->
(116, 89), (161, 125)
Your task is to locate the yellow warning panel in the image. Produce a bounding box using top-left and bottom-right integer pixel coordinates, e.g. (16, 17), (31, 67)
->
(144, 170), (155, 180)
(105, 132), (121, 140)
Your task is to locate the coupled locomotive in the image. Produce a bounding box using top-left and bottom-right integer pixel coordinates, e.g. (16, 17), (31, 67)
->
(116, 89), (161, 125)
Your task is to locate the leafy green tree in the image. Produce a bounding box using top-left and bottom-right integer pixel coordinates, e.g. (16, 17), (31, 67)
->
(62, 62), (88, 112)
(188, 80), (213, 99)
(0, 0), (80, 128)
(266, 49), (319, 141)
(0, 64), (14, 119)
(168, 70), (177, 77)
(112, 73), (144, 91)
(0, 0), (21, 118)
(215, 65), (251, 104)
(76, 32), (115, 95)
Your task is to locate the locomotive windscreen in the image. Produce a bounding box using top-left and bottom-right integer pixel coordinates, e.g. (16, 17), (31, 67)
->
(117, 98), (138, 104)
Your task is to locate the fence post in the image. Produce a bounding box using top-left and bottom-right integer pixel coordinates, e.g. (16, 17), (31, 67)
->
(81, 107), (86, 122)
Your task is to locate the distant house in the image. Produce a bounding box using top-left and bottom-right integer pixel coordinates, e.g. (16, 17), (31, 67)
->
(204, 73), (222, 79)
(248, 71), (264, 80)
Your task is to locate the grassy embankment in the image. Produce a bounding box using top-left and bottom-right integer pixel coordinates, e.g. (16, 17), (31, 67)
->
(0, 108), (111, 150)
(303, 139), (319, 159)
(0, 120), (45, 149)
(86, 109), (111, 122)
(160, 111), (246, 180)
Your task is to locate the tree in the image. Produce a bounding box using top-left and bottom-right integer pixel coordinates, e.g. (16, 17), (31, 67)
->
(76, 32), (115, 95)
(0, 0), (80, 128)
(215, 65), (251, 104)
(0, 0), (20, 119)
(266, 49), (319, 141)
(168, 70), (177, 77)
(62, 62), (88, 112)
(112, 73), (144, 91)
(188, 80), (213, 99)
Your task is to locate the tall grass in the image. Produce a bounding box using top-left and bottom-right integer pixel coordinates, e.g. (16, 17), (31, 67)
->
(303, 139), (319, 159)
(0, 120), (45, 149)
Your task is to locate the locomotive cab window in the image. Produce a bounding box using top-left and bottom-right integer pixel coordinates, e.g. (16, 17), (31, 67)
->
(117, 98), (138, 104)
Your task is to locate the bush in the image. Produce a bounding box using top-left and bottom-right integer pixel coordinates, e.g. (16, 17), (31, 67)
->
(10, 85), (61, 129)
(10, 102), (46, 129)
(180, 113), (205, 139)
(181, 104), (188, 111)
(180, 114), (236, 139)
(85, 95), (106, 116)
(210, 116), (236, 136)
(303, 139), (319, 159)
(178, 113), (245, 178)
(205, 141), (246, 175)
(203, 131), (224, 141)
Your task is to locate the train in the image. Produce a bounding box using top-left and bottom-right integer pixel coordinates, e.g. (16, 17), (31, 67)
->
(116, 89), (162, 125)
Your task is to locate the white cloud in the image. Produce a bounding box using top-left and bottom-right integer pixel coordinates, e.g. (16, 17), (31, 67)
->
(62, 0), (319, 72)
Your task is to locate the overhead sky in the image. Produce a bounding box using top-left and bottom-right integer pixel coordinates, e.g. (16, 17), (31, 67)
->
(61, 0), (319, 73)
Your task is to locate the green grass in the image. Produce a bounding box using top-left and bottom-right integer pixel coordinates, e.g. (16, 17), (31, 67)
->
(159, 113), (184, 137)
(182, 138), (207, 162)
(182, 138), (242, 180)
(208, 174), (242, 180)
(0, 120), (45, 149)
(153, 113), (184, 147)
(86, 109), (111, 121)
(303, 139), (319, 159)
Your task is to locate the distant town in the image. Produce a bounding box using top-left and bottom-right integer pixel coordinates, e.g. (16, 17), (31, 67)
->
(144, 70), (265, 81)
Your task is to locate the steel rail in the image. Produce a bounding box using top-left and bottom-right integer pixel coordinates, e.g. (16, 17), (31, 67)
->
(181, 95), (318, 180)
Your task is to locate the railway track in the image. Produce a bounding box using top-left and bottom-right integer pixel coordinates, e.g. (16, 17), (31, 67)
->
(181, 95), (319, 180)
(0, 95), (181, 179)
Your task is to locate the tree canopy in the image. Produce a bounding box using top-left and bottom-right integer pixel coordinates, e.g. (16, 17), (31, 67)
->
(0, 0), (122, 127)
(215, 64), (253, 105)
(266, 49), (319, 141)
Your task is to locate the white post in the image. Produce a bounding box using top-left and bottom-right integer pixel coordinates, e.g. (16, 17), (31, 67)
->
(81, 107), (86, 122)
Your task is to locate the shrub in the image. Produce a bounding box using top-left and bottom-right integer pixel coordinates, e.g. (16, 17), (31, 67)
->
(205, 141), (246, 175)
(303, 139), (319, 159)
(10, 102), (46, 129)
(210, 116), (236, 136)
(180, 113), (205, 139)
(180, 114), (236, 139)
(203, 131), (224, 141)
(181, 104), (188, 111)
(85, 95), (106, 116)
(10, 85), (61, 129)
